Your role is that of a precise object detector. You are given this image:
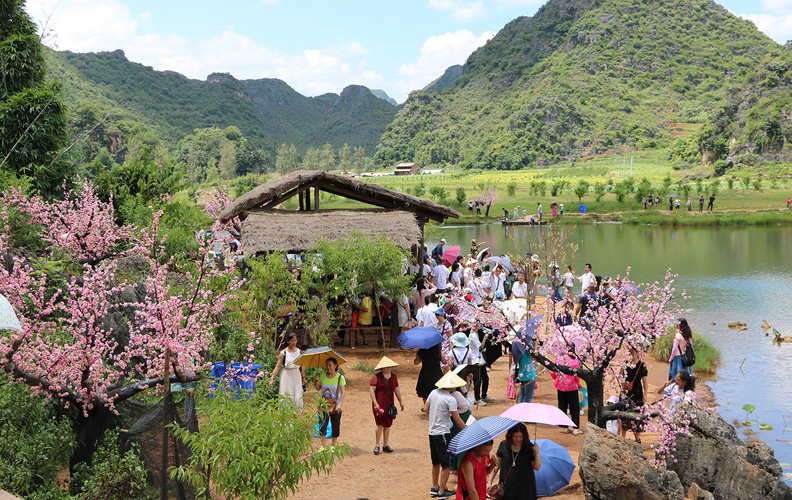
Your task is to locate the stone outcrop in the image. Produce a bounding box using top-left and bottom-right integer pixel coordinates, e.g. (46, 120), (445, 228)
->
(578, 425), (685, 500)
(687, 482), (715, 500)
(668, 404), (792, 500)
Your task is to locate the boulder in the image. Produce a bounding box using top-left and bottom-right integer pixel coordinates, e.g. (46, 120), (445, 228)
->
(687, 482), (715, 500)
(578, 425), (684, 500)
(668, 405), (792, 500)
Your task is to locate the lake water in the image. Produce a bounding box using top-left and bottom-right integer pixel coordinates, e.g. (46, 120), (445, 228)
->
(433, 222), (792, 471)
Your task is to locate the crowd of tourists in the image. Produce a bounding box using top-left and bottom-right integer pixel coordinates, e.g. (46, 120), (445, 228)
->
(268, 236), (697, 499)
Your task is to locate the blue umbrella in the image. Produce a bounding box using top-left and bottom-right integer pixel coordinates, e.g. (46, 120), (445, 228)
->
(398, 326), (443, 349)
(511, 314), (544, 361)
(534, 439), (576, 497)
(448, 416), (516, 455)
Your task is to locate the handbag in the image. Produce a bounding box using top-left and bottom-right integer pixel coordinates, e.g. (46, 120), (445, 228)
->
(621, 361), (641, 392)
(383, 374), (398, 420)
(506, 376), (516, 400)
(681, 341), (695, 367)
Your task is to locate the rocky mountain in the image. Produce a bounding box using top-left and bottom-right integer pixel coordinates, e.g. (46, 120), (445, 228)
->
(47, 49), (397, 153)
(374, 0), (792, 170)
(371, 89), (398, 105)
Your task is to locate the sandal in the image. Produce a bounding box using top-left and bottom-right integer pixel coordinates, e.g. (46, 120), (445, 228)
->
(383, 445), (394, 453)
(572, 429), (584, 436)
(373, 446), (380, 455)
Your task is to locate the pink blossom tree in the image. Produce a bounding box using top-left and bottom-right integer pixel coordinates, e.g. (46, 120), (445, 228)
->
(0, 182), (242, 469)
(478, 186), (500, 217)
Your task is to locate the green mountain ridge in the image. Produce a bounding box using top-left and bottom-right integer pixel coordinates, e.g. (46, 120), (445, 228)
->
(374, 0), (792, 170)
(46, 49), (397, 154)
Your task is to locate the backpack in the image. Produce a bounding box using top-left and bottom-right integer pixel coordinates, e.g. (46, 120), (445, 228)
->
(681, 341), (695, 367)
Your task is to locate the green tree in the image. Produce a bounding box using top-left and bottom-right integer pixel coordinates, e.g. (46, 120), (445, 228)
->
(551, 179), (568, 196)
(726, 177), (734, 190)
(741, 175), (752, 189)
(301, 146), (321, 170)
(338, 143), (352, 172)
(613, 184), (626, 203)
(680, 183), (692, 200)
(695, 177), (704, 194)
(319, 143), (336, 171)
(276, 143), (299, 174)
(535, 180), (546, 197)
(506, 182), (517, 197)
(753, 178), (763, 191)
(218, 139), (237, 180)
(593, 182), (606, 201)
(662, 174), (673, 190)
(0, 0), (71, 197)
(455, 187), (467, 206)
(352, 146), (367, 173)
(573, 180), (589, 201)
(171, 390), (349, 500)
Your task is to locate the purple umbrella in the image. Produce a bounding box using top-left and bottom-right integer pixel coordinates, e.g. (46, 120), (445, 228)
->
(511, 314), (544, 361)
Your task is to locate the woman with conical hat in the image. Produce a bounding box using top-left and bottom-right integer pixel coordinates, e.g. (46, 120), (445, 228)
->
(369, 356), (405, 455)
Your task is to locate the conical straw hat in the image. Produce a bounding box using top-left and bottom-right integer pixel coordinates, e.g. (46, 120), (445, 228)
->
(435, 371), (467, 389)
(374, 356), (398, 371)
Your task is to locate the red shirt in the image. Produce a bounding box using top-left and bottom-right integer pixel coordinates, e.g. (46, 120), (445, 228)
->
(457, 452), (489, 500)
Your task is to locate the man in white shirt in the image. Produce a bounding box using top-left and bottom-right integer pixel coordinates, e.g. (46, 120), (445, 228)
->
(578, 263), (595, 295)
(489, 265), (506, 298)
(417, 295), (439, 328)
(469, 269), (486, 306)
(423, 373), (466, 499)
(431, 263), (450, 293)
(511, 273), (528, 299)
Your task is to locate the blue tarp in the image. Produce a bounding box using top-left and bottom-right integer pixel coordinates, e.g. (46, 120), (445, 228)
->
(210, 361), (262, 399)
(579, 205), (587, 214)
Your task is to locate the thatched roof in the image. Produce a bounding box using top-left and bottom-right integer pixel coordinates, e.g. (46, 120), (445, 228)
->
(241, 209), (422, 253)
(218, 170), (460, 223)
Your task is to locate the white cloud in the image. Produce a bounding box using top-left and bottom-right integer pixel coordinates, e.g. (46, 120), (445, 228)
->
(762, 0), (792, 15)
(428, 0), (486, 22)
(24, 0), (383, 98)
(491, 0), (544, 7)
(394, 30), (495, 99)
(739, 13), (792, 44)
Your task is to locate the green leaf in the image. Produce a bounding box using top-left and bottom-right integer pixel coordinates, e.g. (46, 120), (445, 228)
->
(759, 423), (773, 431)
(742, 421), (753, 426)
(742, 404), (756, 414)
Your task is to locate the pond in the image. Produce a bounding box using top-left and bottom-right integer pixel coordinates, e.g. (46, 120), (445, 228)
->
(433, 222), (792, 475)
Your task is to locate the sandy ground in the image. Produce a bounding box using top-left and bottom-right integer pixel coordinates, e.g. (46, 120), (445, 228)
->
(293, 344), (715, 500)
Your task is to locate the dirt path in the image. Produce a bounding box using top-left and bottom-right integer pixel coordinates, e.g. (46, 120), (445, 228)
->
(293, 346), (715, 500)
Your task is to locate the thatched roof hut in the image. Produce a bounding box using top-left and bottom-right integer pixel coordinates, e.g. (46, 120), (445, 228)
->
(219, 170), (460, 224)
(219, 170), (460, 257)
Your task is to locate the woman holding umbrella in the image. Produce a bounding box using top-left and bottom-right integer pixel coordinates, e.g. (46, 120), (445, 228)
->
(314, 357), (346, 447)
(369, 356), (405, 455)
(489, 423), (541, 500)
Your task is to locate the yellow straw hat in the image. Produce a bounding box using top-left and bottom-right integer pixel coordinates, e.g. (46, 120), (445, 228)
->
(435, 371), (467, 389)
(374, 356), (398, 371)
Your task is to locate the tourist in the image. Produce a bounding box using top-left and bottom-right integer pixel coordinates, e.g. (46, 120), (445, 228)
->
(457, 440), (496, 500)
(449, 332), (473, 371)
(436, 309), (454, 371)
(315, 357), (346, 447)
(551, 203), (557, 218)
(424, 256), (433, 275)
(502, 208), (509, 220)
(654, 196), (659, 207)
(470, 239), (480, 256)
(423, 372), (467, 499)
(698, 195), (704, 212)
(510, 273), (528, 300)
(788, 197), (792, 210)
(415, 276), (438, 311)
(449, 263), (462, 293)
(559, 203), (564, 215)
(369, 356), (405, 455)
(537, 202), (542, 221)
(432, 239), (447, 264)
(642, 196), (647, 209)
(489, 266), (507, 298)
(669, 196), (674, 211)
(489, 423), (541, 500)
(480, 264), (492, 294)
(414, 343), (444, 403)
(658, 370), (695, 415)
(469, 269), (487, 306)
(513, 206), (519, 220)
(431, 259), (451, 293)
(668, 317), (693, 381)
(577, 263), (595, 295)
(268, 331), (306, 409)
(620, 345), (648, 442)
(475, 201), (481, 216)
(417, 294), (440, 328)
(686, 197), (692, 211)
(451, 365), (476, 437)
(555, 299), (574, 327)
(467, 201), (474, 215)
(575, 281), (598, 331)
(551, 348), (582, 435)
(563, 265), (575, 298)
(351, 291), (373, 346)
(529, 254), (541, 297)
(396, 292), (411, 333)
(514, 342), (538, 403)
(675, 197), (681, 210)
(548, 261), (563, 302)
(707, 194), (715, 212)
(522, 206), (527, 218)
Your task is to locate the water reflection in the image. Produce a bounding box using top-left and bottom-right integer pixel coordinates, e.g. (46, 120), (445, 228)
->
(433, 223), (792, 475)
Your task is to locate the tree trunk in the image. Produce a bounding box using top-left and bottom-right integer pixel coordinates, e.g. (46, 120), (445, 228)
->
(69, 405), (112, 480)
(485, 203), (492, 217)
(584, 372), (606, 427)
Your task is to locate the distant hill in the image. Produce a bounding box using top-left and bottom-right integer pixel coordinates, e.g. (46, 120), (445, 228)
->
(371, 89), (398, 105)
(374, 0), (792, 170)
(424, 65), (463, 94)
(47, 49), (397, 153)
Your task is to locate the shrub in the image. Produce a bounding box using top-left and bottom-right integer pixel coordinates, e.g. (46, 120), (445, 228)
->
(455, 187), (467, 206)
(506, 182), (517, 197)
(71, 430), (149, 500)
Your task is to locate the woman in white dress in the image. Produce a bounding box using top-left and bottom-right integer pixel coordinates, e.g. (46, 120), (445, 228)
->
(269, 332), (306, 408)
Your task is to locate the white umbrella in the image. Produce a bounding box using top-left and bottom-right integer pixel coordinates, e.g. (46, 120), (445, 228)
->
(476, 247), (490, 262)
(0, 294), (22, 332)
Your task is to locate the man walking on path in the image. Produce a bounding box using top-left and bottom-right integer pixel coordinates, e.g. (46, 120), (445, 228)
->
(698, 196), (704, 212)
(423, 372), (467, 499)
(707, 195), (715, 212)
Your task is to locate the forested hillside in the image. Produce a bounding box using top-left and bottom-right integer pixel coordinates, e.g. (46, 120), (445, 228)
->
(375, 0), (792, 171)
(47, 49), (397, 154)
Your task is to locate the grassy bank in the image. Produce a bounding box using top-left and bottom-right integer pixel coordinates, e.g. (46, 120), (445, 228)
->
(651, 333), (720, 375)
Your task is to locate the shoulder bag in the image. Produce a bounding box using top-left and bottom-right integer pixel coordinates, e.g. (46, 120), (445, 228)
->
(488, 448), (519, 500)
(621, 361), (641, 393)
(681, 341), (696, 367)
(383, 374), (398, 420)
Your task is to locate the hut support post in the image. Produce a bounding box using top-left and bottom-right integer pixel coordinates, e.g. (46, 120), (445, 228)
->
(299, 191), (304, 211)
(314, 187), (320, 210)
(305, 189), (311, 211)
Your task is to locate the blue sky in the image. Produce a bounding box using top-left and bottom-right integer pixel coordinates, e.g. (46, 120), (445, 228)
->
(25, 0), (792, 103)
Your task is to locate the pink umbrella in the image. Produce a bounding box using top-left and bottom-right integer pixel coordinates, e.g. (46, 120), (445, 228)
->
(501, 402), (577, 430)
(443, 245), (460, 267)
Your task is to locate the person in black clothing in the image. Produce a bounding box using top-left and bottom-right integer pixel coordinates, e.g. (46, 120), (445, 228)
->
(698, 196), (704, 212)
(620, 345), (649, 442)
(476, 325), (497, 403)
(707, 194), (715, 212)
(414, 344), (443, 403)
(489, 423), (541, 500)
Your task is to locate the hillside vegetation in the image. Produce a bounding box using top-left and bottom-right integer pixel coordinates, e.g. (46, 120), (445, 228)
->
(375, 0), (792, 171)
